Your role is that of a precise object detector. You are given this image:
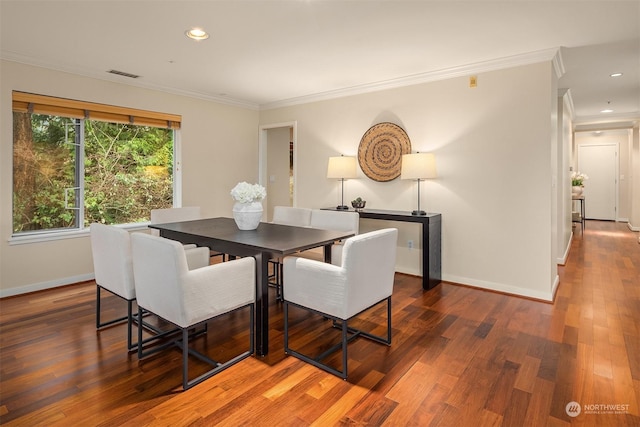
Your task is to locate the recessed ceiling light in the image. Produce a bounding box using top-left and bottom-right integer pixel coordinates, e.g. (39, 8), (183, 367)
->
(600, 101), (614, 113)
(185, 28), (209, 41)
(610, 72), (623, 77)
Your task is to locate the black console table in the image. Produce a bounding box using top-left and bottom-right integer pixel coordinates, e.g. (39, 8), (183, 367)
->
(323, 208), (442, 290)
(571, 196), (585, 232)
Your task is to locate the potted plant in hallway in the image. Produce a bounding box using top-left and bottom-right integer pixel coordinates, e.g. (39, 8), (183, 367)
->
(571, 171), (588, 197)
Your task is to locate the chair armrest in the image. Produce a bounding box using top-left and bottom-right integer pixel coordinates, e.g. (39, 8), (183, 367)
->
(184, 246), (210, 270)
(179, 257), (256, 327)
(283, 257), (348, 319)
(148, 227), (198, 251)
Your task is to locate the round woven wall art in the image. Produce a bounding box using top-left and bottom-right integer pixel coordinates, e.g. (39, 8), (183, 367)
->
(358, 122), (412, 182)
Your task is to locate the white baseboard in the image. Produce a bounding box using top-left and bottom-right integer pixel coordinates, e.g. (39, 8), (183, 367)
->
(557, 232), (573, 265)
(550, 274), (560, 301)
(0, 273), (94, 298)
(628, 222), (640, 232)
(395, 265), (422, 277)
(442, 273), (555, 302)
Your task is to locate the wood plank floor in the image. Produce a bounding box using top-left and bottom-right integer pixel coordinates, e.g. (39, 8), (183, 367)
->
(1, 220), (639, 426)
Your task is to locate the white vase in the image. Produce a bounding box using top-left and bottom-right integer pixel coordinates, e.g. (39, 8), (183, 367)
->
(572, 186), (583, 197)
(232, 201), (263, 230)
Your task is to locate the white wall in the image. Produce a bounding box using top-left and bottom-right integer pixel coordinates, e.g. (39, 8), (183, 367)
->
(557, 90), (573, 264)
(260, 61), (559, 300)
(631, 125), (640, 231)
(1, 59), (564, 301)
(0, 60), (259, 296)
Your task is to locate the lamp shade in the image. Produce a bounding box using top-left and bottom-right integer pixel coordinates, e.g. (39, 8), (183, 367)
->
(327, 156), (357, 179)
(401, 153), (437, 180)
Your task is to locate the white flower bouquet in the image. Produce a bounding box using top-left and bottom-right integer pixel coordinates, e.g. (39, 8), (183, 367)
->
(571, 171), (589, 187)
(230, 182), (266, 204)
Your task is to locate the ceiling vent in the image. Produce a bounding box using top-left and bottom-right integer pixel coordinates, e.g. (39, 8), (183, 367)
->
(107, 69), (140, 79)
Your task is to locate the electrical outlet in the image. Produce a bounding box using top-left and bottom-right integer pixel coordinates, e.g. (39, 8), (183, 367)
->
(408, 240), (413, 249)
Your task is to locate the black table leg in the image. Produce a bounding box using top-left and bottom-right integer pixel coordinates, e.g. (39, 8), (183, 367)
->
(323, 244), (333, 263)
(422, 217), (442, 290)
(254, 252), (269, 356)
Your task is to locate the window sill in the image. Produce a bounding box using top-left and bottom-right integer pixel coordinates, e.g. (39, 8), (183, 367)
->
(8, 223), (151, 246)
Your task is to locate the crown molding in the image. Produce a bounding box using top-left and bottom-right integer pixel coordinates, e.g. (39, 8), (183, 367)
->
(558, 88), (575, 119)
(0, 52), (260, 110)
(552, 48), (565, 79)
(260, 47), (561, 110)
(3, 47), (563, 112)
(573, 114), (639, 130)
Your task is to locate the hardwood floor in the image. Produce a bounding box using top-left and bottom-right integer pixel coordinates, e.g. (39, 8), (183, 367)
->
(1, 220), (638, 426)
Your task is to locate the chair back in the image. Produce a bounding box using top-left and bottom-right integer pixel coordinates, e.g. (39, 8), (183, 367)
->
(130, 233), (189, 324)
(150, 206), (201, 224)
(310, 209), (359, 234)
(272, 206), (312, 227)
(341, 228), (398, 317)
(90, 223), (136, 300)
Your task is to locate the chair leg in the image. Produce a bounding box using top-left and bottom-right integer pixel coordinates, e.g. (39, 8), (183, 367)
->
(182, 328), (190, 390)
(341, 319), (348, 379)
(180, 304), (254, 390)
(96, 285), (100, 329)
(268, 260), (284, 302)
(284, 296), (392, 380)
(136, 314), (197, 359)
(336, 296), (392, 345)
(137, 304), (254, 390)
(284, 301), (349, 379)
(96, 286), (130, 330)
(97, 288), (188, 354)
(138, 306), (144, 360)
(278, 262), (283, 301)
(284, 301), (289, 351)
(127, 300), (134, 351)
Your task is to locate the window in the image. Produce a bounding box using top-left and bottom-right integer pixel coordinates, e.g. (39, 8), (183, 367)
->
(12, 91), (181, 235)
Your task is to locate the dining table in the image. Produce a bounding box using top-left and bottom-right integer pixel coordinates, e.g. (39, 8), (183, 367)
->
(149, 216), (355, 356)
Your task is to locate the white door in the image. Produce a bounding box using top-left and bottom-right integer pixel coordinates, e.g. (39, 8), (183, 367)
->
(577, 143), (617, 220)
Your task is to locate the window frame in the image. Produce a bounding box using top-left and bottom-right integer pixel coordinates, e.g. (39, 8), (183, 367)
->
(10, 92), (183, 245)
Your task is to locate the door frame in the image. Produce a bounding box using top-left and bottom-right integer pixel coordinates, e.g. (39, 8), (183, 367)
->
(258, 121), (298, 207)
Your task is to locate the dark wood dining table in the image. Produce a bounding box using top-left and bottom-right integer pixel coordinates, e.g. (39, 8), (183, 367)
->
(149, 216), (354, 356)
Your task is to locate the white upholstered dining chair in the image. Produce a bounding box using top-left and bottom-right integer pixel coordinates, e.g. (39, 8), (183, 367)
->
(272, 206), (313, 227)
(131, 232), (256, 390)
(90, 223), (209, 351)
(150, 206), (226, 262)
(308, 209), (359, 265)
(283, 228), (398, 379)
(268, 206), (313, 299)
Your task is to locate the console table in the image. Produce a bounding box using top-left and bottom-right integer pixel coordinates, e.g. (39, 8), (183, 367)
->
(323, 208), (442, 290)
(572, 196), (585, 232)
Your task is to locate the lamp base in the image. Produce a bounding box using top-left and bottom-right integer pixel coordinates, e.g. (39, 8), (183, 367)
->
(336, 205), (349, 210)
(411, 210), (427, 216)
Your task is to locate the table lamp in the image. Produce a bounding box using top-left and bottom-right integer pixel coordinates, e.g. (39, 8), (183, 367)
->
(327, 155), (357, 210)
(401, 152), (437, 215)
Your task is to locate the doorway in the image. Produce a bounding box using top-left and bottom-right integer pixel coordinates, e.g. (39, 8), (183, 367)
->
(577, 142), (618, 220)
(259, 122), (297, 222)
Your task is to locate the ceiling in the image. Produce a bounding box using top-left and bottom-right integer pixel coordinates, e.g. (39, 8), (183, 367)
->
(1, 1), (638, 126)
